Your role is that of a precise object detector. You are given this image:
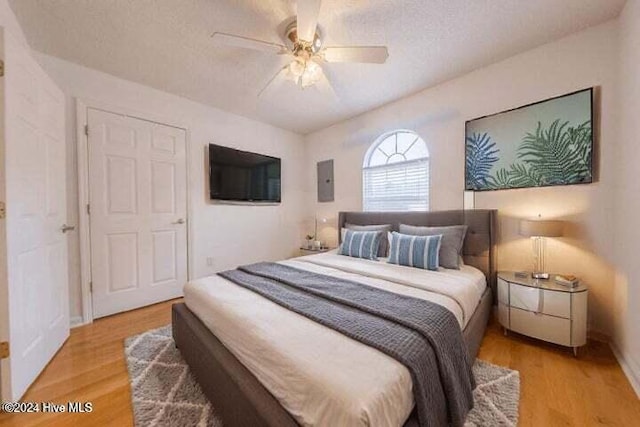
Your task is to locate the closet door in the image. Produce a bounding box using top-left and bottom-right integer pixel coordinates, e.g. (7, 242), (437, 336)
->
(87, 109), (187, 318)
(0, 31), (69, 400)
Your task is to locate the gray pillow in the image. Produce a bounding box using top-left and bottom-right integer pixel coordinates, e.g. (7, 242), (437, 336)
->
(345, 223), (392, 257)
(399, 224), (468, 269)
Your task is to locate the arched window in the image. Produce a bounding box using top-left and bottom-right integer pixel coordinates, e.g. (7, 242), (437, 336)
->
(363, 130), (429, 211)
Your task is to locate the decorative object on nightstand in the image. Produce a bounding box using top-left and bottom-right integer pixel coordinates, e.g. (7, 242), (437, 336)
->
(555, 274), (580, 288)
(497, 271), (587, 356)
(304, 234), (314, 249)
(519, 218), (564, 279)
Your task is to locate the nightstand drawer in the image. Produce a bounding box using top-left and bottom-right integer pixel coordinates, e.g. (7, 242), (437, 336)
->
(510, 283), (571, 318)
(510, 307), (571, 346)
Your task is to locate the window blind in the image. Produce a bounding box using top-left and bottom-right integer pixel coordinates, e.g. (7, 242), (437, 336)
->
(363, 158), (429, 211)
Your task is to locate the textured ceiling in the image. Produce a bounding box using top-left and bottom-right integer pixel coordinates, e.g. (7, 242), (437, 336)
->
(9, 0), (625, 134)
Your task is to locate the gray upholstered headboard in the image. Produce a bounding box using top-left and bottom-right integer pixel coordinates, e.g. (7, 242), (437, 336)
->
(338, 210), (498, 295)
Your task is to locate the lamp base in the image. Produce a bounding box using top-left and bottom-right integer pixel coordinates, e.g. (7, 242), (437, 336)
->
(531, 272), (550, 280)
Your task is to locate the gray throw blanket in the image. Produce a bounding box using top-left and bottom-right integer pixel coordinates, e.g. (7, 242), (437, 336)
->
(218, 262), (475, 427)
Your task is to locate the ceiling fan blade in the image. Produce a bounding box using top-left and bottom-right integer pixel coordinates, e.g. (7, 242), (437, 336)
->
(315, 68), (340, 103)
(297, 0), (322, 42)
(212, 32), (286, 54)
(258, 65), (289, 98)
(322, 46), (389, 64)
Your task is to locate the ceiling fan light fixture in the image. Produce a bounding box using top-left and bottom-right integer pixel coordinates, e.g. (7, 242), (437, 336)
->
(286, 58), (322, 88)
(213, 1), (389, 97)
(300, 60), (322, 88)
(288, 58), (306, 78)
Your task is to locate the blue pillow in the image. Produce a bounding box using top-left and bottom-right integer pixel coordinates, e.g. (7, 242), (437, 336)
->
(339, 230), (384, 260)
(387, 232), (442, 271)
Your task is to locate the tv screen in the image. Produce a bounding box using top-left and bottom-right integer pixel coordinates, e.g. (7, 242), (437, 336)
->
(209, 144), (281, 203)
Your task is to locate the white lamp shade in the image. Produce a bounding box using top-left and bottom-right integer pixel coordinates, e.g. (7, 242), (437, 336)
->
(519, 219), (563, 237)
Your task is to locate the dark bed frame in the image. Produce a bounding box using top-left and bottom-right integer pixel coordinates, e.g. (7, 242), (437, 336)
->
(173, 209), (497, 427)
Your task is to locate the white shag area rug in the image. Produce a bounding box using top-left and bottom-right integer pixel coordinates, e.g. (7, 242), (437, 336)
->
(125, 326), (520, 426)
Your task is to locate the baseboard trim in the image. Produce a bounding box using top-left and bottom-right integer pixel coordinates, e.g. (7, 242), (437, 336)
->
(70, 316), (85, 328)
(610, 342), (640, 398)
(588, 330), (610, 343)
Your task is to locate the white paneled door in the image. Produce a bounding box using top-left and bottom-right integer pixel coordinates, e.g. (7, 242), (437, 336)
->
(87, 109), (187, 318)
(0, 33), (69, 400)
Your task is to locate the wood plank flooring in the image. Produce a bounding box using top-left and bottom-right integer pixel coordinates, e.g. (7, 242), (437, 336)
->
(478, 320), (640, 426)
(0, 299), (178, 427)
(1, 299), (638, 426)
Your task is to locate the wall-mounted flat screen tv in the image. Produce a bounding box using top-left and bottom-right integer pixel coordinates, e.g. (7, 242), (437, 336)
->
(209, 144), (281, 203)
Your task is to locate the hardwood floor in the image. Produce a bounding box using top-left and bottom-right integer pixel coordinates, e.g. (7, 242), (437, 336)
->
(0, 299), (180, 427)
(479, 320), (640, 426)
(1, 300), (639, 427)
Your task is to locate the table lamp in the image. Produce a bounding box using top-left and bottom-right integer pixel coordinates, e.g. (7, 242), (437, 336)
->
(314, 217), (327, 248)
(519, 219), (563, 279)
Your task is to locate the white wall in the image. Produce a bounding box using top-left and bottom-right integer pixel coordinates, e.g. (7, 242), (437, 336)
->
(35, 54), (306, 322)
(613, 0), (640, 395)
(304, 21), (619, 337)
(0, 0), (27, 48)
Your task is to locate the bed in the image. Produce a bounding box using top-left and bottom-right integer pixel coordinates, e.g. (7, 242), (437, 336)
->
(172, 209), (497, 427)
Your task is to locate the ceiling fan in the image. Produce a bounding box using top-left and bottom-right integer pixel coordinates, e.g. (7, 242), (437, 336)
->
(211, 0), (389, 96)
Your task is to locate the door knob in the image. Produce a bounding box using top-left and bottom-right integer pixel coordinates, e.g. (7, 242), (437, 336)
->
(173, 218), (185, 225)
(60, 224), (76, 233)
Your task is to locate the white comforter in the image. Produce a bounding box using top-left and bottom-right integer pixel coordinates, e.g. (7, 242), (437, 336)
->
(184, 252), (486, 427)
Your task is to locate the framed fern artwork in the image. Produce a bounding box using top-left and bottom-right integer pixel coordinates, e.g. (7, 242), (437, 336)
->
(465, 88), (594, 191)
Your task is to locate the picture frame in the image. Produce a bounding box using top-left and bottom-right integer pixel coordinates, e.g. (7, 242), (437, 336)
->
(465, 88), (594, 192)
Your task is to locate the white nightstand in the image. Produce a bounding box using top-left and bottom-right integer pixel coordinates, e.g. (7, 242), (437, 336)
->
(497, 271), (588, 356)
(299, 247), (333, 256)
